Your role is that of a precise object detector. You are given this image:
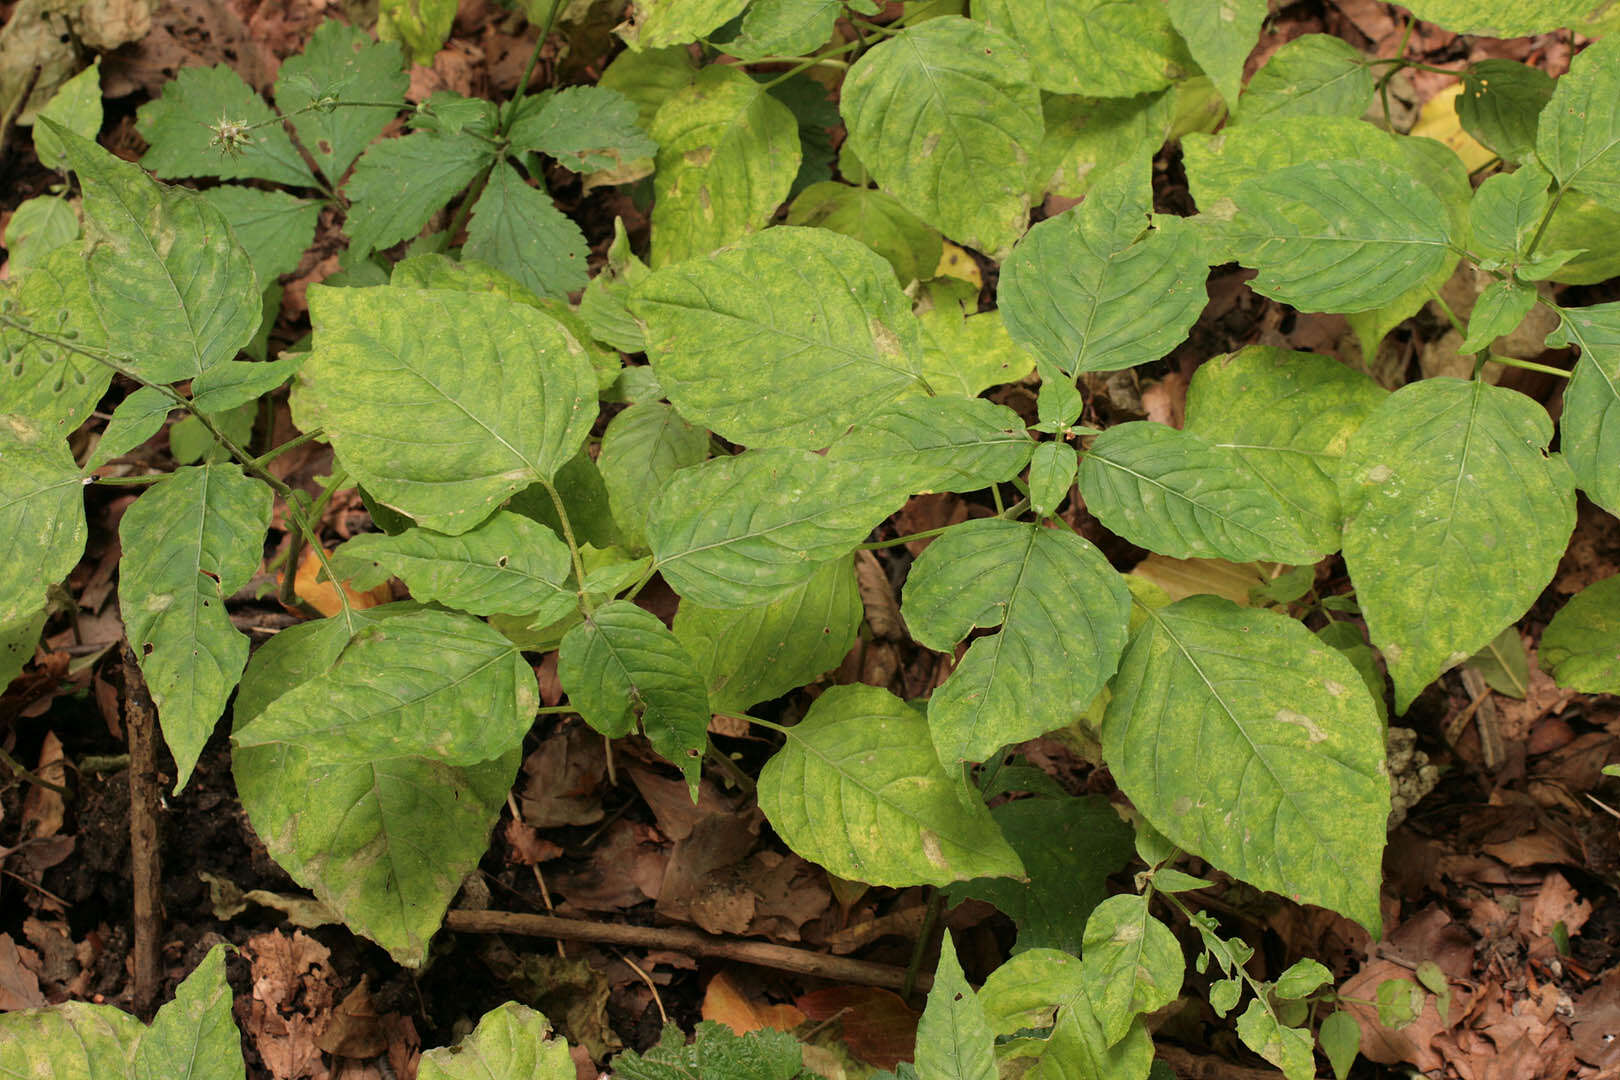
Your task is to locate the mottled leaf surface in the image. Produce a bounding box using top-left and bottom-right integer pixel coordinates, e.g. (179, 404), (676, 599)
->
(1537, 36), (1620, 203)
(0, 416), (88, 630)
(1541, 575), (1620, 694)
(784, 181), (942, 287)
(1081, 895), (1184, 1045)
(1557, 302), (1620, 516)
(618, 0), (751, 50)
(598, 402), (710, 551)
(1167, 0), (1267, 109)
(976, 0), (1190, 97)
(826, 395), (1032, 500)
(200, 186), (322, 288)
(1458, 60), (1554, 164)
(274, 21), (407, 182)
(1232, 35), (1374, 126)
(914, 934), (996, 1080)
(132, 945), (244, 1080)
(507, 85), (656, 173)
(418, 1003), (575, 1079)
(1398, 0), (1610, 38)
(465, 160), (590, 299)
(0, 1002), (142, 1078)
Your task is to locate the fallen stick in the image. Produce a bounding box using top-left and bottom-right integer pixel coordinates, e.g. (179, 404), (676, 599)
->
(444, 908), (932, 992)
(121, 642), (162, 1016)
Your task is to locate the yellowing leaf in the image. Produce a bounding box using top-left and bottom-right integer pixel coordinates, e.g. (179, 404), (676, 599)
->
(1410, 85), (1494, 173)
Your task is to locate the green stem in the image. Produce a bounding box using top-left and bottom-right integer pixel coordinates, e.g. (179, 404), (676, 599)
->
(0, 745), (72, 799)
(621, 562), (660, 603)
(535, 704), (577, 715)
(250, 427), (324, 469)
(1523, 184), (1565, 260)
(902, 891), (945, 1000)
(735, 713), (789, 735)
(90, 473), (167, 487)
(758, 38), (864, 90)
(234, 98), (408, 136)
(851, 17), (902, 37)
(443, 163), (496, 248)
(738, 55), (850, 69)
(1161, 890), (1283, 1025)
(1489, 355), (1571, 378)
(705, 738), (757, 796)
(505, 0), (565, 125)
(1368, 57), (1459, 76)
(539, 477), (593, 614)
(1427, 289), (1466, 338)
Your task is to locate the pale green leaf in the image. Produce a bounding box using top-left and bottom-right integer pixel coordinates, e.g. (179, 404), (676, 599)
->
(598, 402), (709, 551)
(1319, 1010), (1360, 1080)
(1037, 985), (1154, 1080)
(915, 934), (996, 1080)
(841, 16), (1041, 258)
(916, 300), (1036, 398)
(1463, 624), (1530, 698)
(0, 608), (47, 692)
(508, 85), (657, 173)
(979, 950), (1155, 1078)
(598, 46), (699, 132)
(1541, 574), (1620, 694)
(1339, 378), (1575, 710)
(274, 20), (408, 182)
(725, 0), (845, 60)
(84, 387), (172, 471)
(975, 0), (1191, 97)
(1538, 190), (1620, 285)
(133, 945), (244, 1080)
(1538, 35), (1620, 202)
(579, 217), (650, 353)
(0, 247), (111, 434)
(1275, 958), (1333, 1000)
(298, 285), (597, 534)
(826, 395), (1032, 501)
(632, 226), (927, 448)
(1460, 280), (1537, 354)
(418, 1003), (575, 1079)
(1235, 1002), (1315, 1080)
(189, 354), (305, 414)
(379, 0), (456, 64)
(120, 465), (271, 790)
(1469, 163), (1551, 270)
(2, 193), (78, 270)
(135, 65), (314, 186)
(1081, 894), (1184, 1045)
(465, 160), (589, 299)
(1001, 166), (1207, 377)
(199, 186), (321, 288)
(53, 125), (262, 383)
(757, 683), (1024, 887)
(647, 448), (903, 608)
(1028, 442), (1077, 518)
(556, 600), (709, 789)
(1457, 60), (1554, 164)
(784, 181), (943, 287)
(1232, 35), (1374, 126)
(675, 556), (860, 715)
(902, 518), (1130, 765)
(1396, 0), (1610, 37)
(1557, 302), (1620, 516)
(647, 65), (800, 267)
(1103, 596), (1389, 933)
(32, 59), (101, 171)
(979, 948), (1082, 1038)
(0, 1002), (142, 1078)
(342, 130), (496, 261)
(617, 0), (750, 50)
(1032, 92), (1171, 201)
(1166, 0), (1267, 109)
(0, 415), (85, 632)
(1184, 347), (1387, 556)
(1079, 422), (1321, 564)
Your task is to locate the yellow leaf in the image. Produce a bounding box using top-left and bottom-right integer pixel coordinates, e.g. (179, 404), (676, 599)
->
(934, 239), (982, 288)
(1410, 84), (1494, 173)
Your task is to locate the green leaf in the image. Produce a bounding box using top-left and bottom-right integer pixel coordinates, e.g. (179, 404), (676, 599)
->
(465, 160), (589, 299)
(135, 65), (314, 187)
(190, 354), (306, 415)
(617, 0), (751, 50)
(612, 1021), (808, 1080)
(1460, 280), (1537, 354)
(1339, 378), (1575, 710)
(1395, 0), (1608, 37)
(1235, 1001), (1315, 1080)
(274, 20), (408, 182)
(2, 193), (79, 270)
(1028, 442), (1077, 518)
(53, 125), (262, 384)
(342, 130), (496, 261)
(757, 683), (1024, 887)
(0, 247), (112, 434)
(0, 1002), (143, 1077)
(379, 0), (456, 65)
(508, 447), (622, 550)
(1103, 596), (1389, 933)
(1462, 624), (1531, 699)
(298, 285), (597, 534)
(120, 465), (271, 791)
(841, 17), (1042, 258)
(979, 947), (1082, 1038)
(1232, 35), (1373, 128)
(1557, 302), (1620, 516)
(199, 186), (322, 288)
(769, 73), (841, 205)
(647, 448), (902, 608)
(1038, 985), (1154, 1080)
(1538, 36), (1620, 202)
(0, 608), (47, 692)
(1538, 190), (1620, 285)
(1541, 574), (1620, 694)
(1469, 163), (1552, 271)
(32, 59), (101, 171)
(1457, 60), (1554, 163)
(632, 226), (927, 448)
(132, 945), (244, 1080)
(0, 415), (86, 634)
(784, 181), (943, 287)
(948, 795), (1134, 955)
(725, 0), (845, 60)
(647, 65), (800, 267)
(579, 217), (650, 353)
(902, 518), (1130, 765)
(1000, 166), (1207, 377)
(1079, 421), (1322, 564)
(598, 402), (710, 551)
(1081, 894), (1184, 1045)
(975, 0), (1191, 97)
(1275, 958), (1332, 1000)
(1032, 92), (1171, 201)
(418, 1002), (575, 1079)
(826, 395), (1033, 500)
(557, 600), (710, 789)
(1166, 0), (1267, 109)
(1184, 347), (1386, 556)
(83, 387), (172, 471)
(599, 45), (700, 132)
(1319, 1009), (1360, 1080)
(915, 933), (997, 1080)
(915, 298), (1037, 398)
(508, 85), (657, 173)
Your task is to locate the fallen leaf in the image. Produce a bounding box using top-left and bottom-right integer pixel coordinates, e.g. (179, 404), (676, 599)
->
(701, 970), (807, 1035)
(285, 545), (392, 617)
(0, 933), (46, 1010)
(796, 986), (918, 1069)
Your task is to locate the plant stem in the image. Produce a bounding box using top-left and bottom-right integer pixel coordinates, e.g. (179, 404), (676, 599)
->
(506, 0), (565, 125)
(739, 55), (850, 69)
(1489, 355), (1571, 378)
(758, 38), (864, 90)
(851, 17), (901, 37)
(0, 745), (71, 798)
(89, 473), (167, 487)
(535, 705), (577, 715)
(443, 163), (495, 248)
(1523, 184), (1565, 260)
(902, 891), (945, 1000)
(705, 738), (756, 795)
(250, 427), (324, 468)
(539, 476), (593, 614)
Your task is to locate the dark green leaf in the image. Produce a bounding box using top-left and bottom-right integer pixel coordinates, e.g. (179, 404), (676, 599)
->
(508, 85), (657, 173)
(1233, 35), (1374, 126)
(1457, 60), (1554, 163)
(342, 130), (495, 261)
(200, 186), (321, 288)
(465, 161), (589, 299)
(136, 65), (315, 186)
(274, 20), (408, 181)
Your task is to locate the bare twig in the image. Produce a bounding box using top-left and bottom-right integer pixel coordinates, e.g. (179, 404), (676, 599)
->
(121, 641), (163, 1017)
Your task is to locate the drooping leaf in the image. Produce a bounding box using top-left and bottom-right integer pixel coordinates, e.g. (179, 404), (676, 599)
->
(1319, 1009), (1361, 1080)
(632, 226), (928, 449)
(135, 64), (315, 187)
(199, 186), (322, 288)
(826, 395), (1033, 501)
(52, 125), (262, 384)
(914, 933), (997, 1080)
(1538, 190), (1620, 285)
(1232, 34), (1374, 127)
(341, 130), (496, 261)
(1032, 92), (1172, 200)
(598, 402), (710, 551)
(612, 1021), (809, 1080)
(418, 1002), (575, 1079)
(1235, 1001), (1315, 1080)
(1457, 60), (1554, 164)
(1080, 894), (1184, 1045)
(508, 85), (657, 173)
(1541, 575), (1620, 694)
(297, 285), (597, 534)
(975, 0), (1191, 98)
(378, 0), (456, 65)
(1340, 378), (1575, 710)
(273, 20), (407, 182)
(32, 58), (101, 171)
(1000, 166), (1207, 377)
(83, 387), (173, 471)
(132, 945), (245, 1080)
(840, 16), (1042, 258)
(0, 415), (87, 631)
(757, 684), (1024, 887)
(0, 248), (111, 434)
(557, 600), (710, 789)
(1395, 0), (1612, 38)
(902, 518), (1130, 766)
(189, 354), (306, 415)
(617, 0), (751, 50)
(784, 181), (943, 287)
(1103, 596), (1389, 933)
(119, 465), (271, 791)
(2, 193), (79, 270)
(465, 160), (590, 299)
(647, 65), (800, 267)
(1557, 302), (1620, 517)
(1166, 0), (1267, 109)
(1538, 36), (1620, 203)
